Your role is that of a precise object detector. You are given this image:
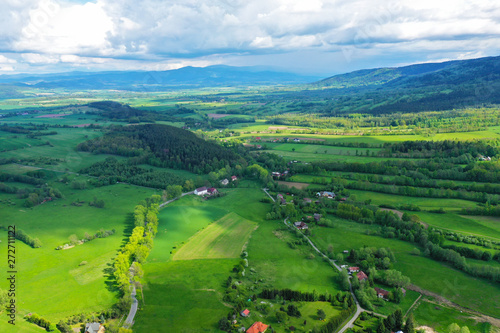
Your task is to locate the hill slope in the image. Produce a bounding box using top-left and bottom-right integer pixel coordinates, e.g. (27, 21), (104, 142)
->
(0, 65), (319, 90)
(308, 55), (500, 113)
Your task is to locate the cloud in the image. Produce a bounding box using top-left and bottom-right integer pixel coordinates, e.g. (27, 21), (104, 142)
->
(1, 0), (500, 74)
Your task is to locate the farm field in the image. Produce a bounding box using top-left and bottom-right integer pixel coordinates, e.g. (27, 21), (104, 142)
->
(416, 212), (500, 241)
(173, 212), (257, 260)
(348, 190), (479, 211)
(309, 219), (500, 318)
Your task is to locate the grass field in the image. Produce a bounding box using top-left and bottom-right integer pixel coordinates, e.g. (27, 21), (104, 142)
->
(413, 300), (488, 333)
(309, 217), (500, 318)
(173, 212), (257, 260)
(349, 190), (479, 211)
(0, 183), (157, 329)
(416, 212), (500, 241)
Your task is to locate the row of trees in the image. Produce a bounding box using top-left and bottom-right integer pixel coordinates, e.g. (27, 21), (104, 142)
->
(113, 195), (161, 297)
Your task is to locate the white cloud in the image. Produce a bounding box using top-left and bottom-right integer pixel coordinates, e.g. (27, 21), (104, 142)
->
(1, 0), (500, 73)
(250, 36), (274, 48)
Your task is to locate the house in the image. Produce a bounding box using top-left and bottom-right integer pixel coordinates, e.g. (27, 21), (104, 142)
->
(272, 172), (281, 177)
(294, 221), (308, 230)
(231, 176), (238, 181)
(207, 187), (218, 195)
(357, 271), (368, 282)
(283, 137), (289, 141)
(293, 138), (300, 142)
(317, 191), (335, 199)
(343, 250), (349, 254)
(303, 198), (312, 204)
(194, 187), (208, 195)
(85, 323), (105, 333)
(255, 137), (261, 140)
(241, 309), (250, 317)
(220, 179), (229, 185)
(247, 322), (268, 333)
(280, 198), (287, 205)
(277, 194), (284, 199)
(313, 213), (321, 222)
(348, 267), (360, 274)
(256, 145), (262, 149)
(374, 287), (390, 299)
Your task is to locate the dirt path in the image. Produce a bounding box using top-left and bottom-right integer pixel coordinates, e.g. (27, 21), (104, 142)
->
(408, 285), (500, 327)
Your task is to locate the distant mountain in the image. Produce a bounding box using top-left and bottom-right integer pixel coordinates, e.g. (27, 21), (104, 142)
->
(309, 55), (500, 113)
(0, 66), (320, 90)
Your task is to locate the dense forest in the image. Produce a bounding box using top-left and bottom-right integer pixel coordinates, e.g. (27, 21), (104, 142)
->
(77, 124), (242, 174)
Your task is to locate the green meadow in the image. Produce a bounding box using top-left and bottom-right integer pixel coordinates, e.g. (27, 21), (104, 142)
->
(0, 183), (157, 331)
(309, 218), (500, 318)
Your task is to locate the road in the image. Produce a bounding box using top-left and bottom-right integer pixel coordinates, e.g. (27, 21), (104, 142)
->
(282, 215), (364, 333)
(262, 188), (276, 202)
(124, 284), (138, 327)
(123, 191), (194, 328)
(159, 191), (194, 208)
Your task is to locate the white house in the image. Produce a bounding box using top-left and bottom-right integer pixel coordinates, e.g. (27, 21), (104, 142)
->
(194, 187), (208, 195)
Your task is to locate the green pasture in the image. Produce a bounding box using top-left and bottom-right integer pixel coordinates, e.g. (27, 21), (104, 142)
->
(413, 300), (486, 333)
(0, 183), (157, 323)
(416, 212), (500, 241)
(131, 259), (237, 333)
(348, 190), (479, 211)
(148, 195), (228, 263)
(310, 218), (500, 318)
(247, 221), (341, 294)
(173, 212), (257, 260)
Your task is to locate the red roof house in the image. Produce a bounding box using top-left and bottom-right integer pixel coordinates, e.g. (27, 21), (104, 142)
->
(231, 176), (238, 181)
(348, 267), (360, 273)
(247, 322), (268, 333)
(241, 309), (250, 317)
(374, 287), (390, 299)
(357, 271), (368, 282)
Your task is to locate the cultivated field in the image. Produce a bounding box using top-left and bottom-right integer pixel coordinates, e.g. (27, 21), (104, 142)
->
(173, 212), (257, 260)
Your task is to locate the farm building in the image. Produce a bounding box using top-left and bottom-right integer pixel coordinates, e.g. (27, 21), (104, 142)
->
(374, 287), (390, 299)
(316, 191), (335, 199)
(247, 322), (268, 333)
(357, 271), (368, 282)
(348, 267), (360, 274)
(85, 323), (105, 333)
(194, 187), (208, 195)
(294, 221), (309, 230)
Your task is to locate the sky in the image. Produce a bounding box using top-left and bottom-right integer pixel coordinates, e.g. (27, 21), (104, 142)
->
(1, 0), (500, 76)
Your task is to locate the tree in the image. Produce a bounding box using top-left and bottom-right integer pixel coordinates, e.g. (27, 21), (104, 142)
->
(460, 326), (470, 333)
(339, 269), (350, 291)
(317, 309), (326, 321)
(276, 311), (288, 323)
(448, 323), (460, 333)
(394, 309), (404, 331)
(393, 288), (404, 304)
(218, 317), (231, 331)
(68, 234), (79, 245)
(404, 313), (415, 333)
(377, 321), (386, 333)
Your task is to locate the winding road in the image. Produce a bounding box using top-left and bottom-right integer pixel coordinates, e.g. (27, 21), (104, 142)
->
(123, 191), (194, 328)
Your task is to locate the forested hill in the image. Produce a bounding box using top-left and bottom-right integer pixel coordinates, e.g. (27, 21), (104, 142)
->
(297, 55), (500, 114)
(314, 56), (500, 89)
(77, 124), (241, 174)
